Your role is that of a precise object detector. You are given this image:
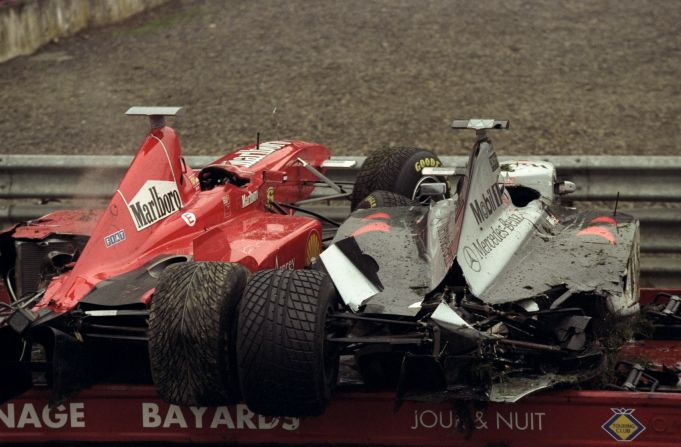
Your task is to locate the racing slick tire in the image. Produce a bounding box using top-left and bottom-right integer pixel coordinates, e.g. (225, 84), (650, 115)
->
(355, 190), (417, 209)
(350, 146), (443, 210)
(148, 261), (249, 406)
(237, 269), (340, 417)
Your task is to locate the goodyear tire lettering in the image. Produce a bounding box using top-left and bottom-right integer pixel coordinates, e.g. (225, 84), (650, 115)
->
(414, 157), (441, 172)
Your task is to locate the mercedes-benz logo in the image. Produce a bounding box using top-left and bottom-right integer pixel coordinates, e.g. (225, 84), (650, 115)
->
(463, 246), (481, 272)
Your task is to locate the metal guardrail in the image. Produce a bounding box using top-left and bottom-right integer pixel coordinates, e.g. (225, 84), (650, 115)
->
(1, 154), (680, 286)
(2, 155), (681, 201)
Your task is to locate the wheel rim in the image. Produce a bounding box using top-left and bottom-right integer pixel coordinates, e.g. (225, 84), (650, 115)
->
(411, 175), (446, 204)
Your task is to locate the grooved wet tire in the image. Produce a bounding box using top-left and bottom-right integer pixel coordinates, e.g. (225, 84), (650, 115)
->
(350, 146), (443, 209)
(356, 190), (417, 209)
(148, 261), (249, 406)
(237, 269), (339, 417)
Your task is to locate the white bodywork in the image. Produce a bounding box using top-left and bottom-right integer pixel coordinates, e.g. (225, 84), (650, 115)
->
(320, 244), (379, 312)
(455, 143), (547, 300)
(499, 160), (557, 202)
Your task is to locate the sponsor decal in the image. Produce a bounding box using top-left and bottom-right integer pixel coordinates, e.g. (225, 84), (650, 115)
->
(188, 174), (200, 189)
(414, 157), (441, 172)
(494, 411), (546, 431)
(127, 180), (182, 231)
(275, 257), (295, 270)
(471, 213), (524, 259)
(181, 212), (196, 227)
(227, 141), (289, 168)
(437, 220), (457, 266)
(141, 403), (299, 431)
(463, 246), (481, 272)
(305, 232), (321, 265)
(546, 213), (560, 226)
(577, 225), (616, 245)
(0, 402), (85, 429)
(592, 216), (617, 225)
(577, 215), (617, 245)
(266, 187), (275, 208)
(352, 222), (391, 238)
(602, 408), (645, 442)
(241, 190), (259, 208)
(489, 152), (499, 171)
(411, 409), (545, 431)
(362, 212), (390, 220)
(104, 229), (125, 248)
(222, 195), (231, 217)
(469, 183), (504, 225)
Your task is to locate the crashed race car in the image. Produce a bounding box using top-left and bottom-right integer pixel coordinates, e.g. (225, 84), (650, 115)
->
(236, 119), (640, 417)
(0, 106), (350, 405)
(0, 112), (641, 417)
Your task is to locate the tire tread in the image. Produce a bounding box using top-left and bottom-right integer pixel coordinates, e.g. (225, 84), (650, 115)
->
(238, 269), (337, 416)
(148, 261), (248, 406)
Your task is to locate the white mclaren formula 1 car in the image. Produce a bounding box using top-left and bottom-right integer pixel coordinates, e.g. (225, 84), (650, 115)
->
(234, 119), (640, 417)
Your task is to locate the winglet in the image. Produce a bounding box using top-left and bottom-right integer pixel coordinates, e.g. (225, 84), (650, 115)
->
(125, 106), (182, 129)
(451, 119), (509, 130)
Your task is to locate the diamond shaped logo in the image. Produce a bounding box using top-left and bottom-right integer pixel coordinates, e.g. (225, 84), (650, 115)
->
(602, 408), (646, 442)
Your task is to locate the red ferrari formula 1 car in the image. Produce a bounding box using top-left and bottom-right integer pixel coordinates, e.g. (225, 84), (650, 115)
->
(0, 107), (347, 406)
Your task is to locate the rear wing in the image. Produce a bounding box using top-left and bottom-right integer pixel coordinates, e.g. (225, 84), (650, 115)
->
(126, 106), (182, 129)
(452, 119), (509, 131)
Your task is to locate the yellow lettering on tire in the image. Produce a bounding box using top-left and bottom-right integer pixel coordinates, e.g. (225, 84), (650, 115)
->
(414, 157), (441, 172)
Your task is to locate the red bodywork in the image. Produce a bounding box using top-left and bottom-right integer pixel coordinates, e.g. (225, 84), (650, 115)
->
(15, 126), (330, 312)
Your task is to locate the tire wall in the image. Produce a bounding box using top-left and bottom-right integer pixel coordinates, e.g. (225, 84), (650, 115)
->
(0, 0), (169, 63)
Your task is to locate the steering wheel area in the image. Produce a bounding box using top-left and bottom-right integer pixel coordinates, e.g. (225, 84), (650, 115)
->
(198, 165), (245, 191)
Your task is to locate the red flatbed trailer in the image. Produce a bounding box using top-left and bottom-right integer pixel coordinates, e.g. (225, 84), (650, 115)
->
(1, 290), (680, 446)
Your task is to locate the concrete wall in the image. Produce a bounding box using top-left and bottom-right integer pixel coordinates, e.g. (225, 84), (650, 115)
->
(0, 0), (169, 63)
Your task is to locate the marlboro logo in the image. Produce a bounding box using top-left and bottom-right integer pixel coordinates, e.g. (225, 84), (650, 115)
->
(227, 141), (289, 168)
(127, 180), (182, 231)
